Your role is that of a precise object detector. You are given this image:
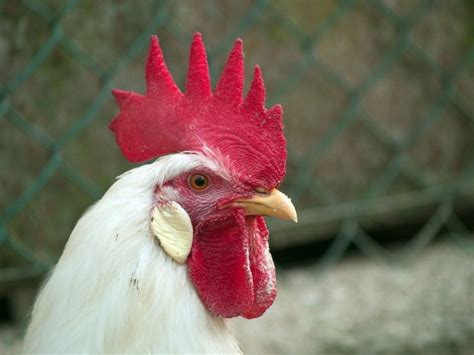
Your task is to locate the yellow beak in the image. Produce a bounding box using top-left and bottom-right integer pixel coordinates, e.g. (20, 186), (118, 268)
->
(233, 188), (298, 223)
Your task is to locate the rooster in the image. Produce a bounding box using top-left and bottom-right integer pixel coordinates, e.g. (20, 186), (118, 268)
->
(23, 33), (297, 353)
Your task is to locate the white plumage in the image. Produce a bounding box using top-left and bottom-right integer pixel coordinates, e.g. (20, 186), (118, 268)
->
(23, 152), (241, 353)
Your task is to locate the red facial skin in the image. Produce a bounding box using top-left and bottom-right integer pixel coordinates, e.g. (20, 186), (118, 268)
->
(158, 169), (277, 319)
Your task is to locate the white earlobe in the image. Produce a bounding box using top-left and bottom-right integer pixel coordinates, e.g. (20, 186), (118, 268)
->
(150, 201), (193, 264)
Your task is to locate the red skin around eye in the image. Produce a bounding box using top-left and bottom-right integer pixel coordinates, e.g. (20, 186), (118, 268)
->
(160, 172), (277, 319)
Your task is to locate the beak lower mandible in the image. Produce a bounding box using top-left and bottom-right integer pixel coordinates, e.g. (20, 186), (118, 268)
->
(234, 189), (298, 223)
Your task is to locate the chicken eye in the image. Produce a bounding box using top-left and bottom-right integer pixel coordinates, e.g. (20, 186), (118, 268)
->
(188, 174), (209, 191)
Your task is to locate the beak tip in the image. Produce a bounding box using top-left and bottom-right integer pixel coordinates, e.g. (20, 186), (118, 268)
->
(290, 211), (298, 223)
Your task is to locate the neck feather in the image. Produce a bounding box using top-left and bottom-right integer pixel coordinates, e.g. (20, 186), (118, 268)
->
(23, 155), (240, 353)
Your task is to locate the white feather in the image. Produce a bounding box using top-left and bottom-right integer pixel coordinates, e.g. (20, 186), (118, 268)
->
(23, 153), (241, 354)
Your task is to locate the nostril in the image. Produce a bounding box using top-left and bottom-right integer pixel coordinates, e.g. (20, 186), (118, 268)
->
(254, 187), (270, 195)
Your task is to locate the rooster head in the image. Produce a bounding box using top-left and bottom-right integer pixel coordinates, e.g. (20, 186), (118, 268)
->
(109, 33), (296, 319)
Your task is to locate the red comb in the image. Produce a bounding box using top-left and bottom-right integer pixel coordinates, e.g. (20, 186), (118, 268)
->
(110, 33), (286, 188)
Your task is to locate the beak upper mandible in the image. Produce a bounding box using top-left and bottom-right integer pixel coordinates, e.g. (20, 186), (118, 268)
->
(233, 189), (298, 223)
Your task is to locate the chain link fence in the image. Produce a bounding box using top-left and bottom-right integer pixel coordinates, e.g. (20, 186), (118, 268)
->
(1, 0), (473, 282)
(1, 0), (474, 353)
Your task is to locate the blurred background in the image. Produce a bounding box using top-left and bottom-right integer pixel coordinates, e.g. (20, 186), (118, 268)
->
(1, 0), (473, 353)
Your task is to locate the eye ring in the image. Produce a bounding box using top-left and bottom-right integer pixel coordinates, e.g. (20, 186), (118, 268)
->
(188, 174), (210, 191)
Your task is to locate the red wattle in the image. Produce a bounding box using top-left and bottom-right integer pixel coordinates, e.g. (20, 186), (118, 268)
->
(188, 210), (276, 319)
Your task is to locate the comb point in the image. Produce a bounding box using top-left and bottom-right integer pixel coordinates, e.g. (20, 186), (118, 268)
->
(146, 36), (181, 98)
(214, 39), (244, 106)
(243, 65), (266, 114)
(186, 32), (211, 100)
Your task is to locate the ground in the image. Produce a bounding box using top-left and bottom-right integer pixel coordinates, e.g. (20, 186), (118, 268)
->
(236, 239), (474, 354)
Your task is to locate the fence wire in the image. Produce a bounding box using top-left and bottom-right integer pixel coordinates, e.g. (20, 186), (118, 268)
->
(1, 0), (473, 282)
